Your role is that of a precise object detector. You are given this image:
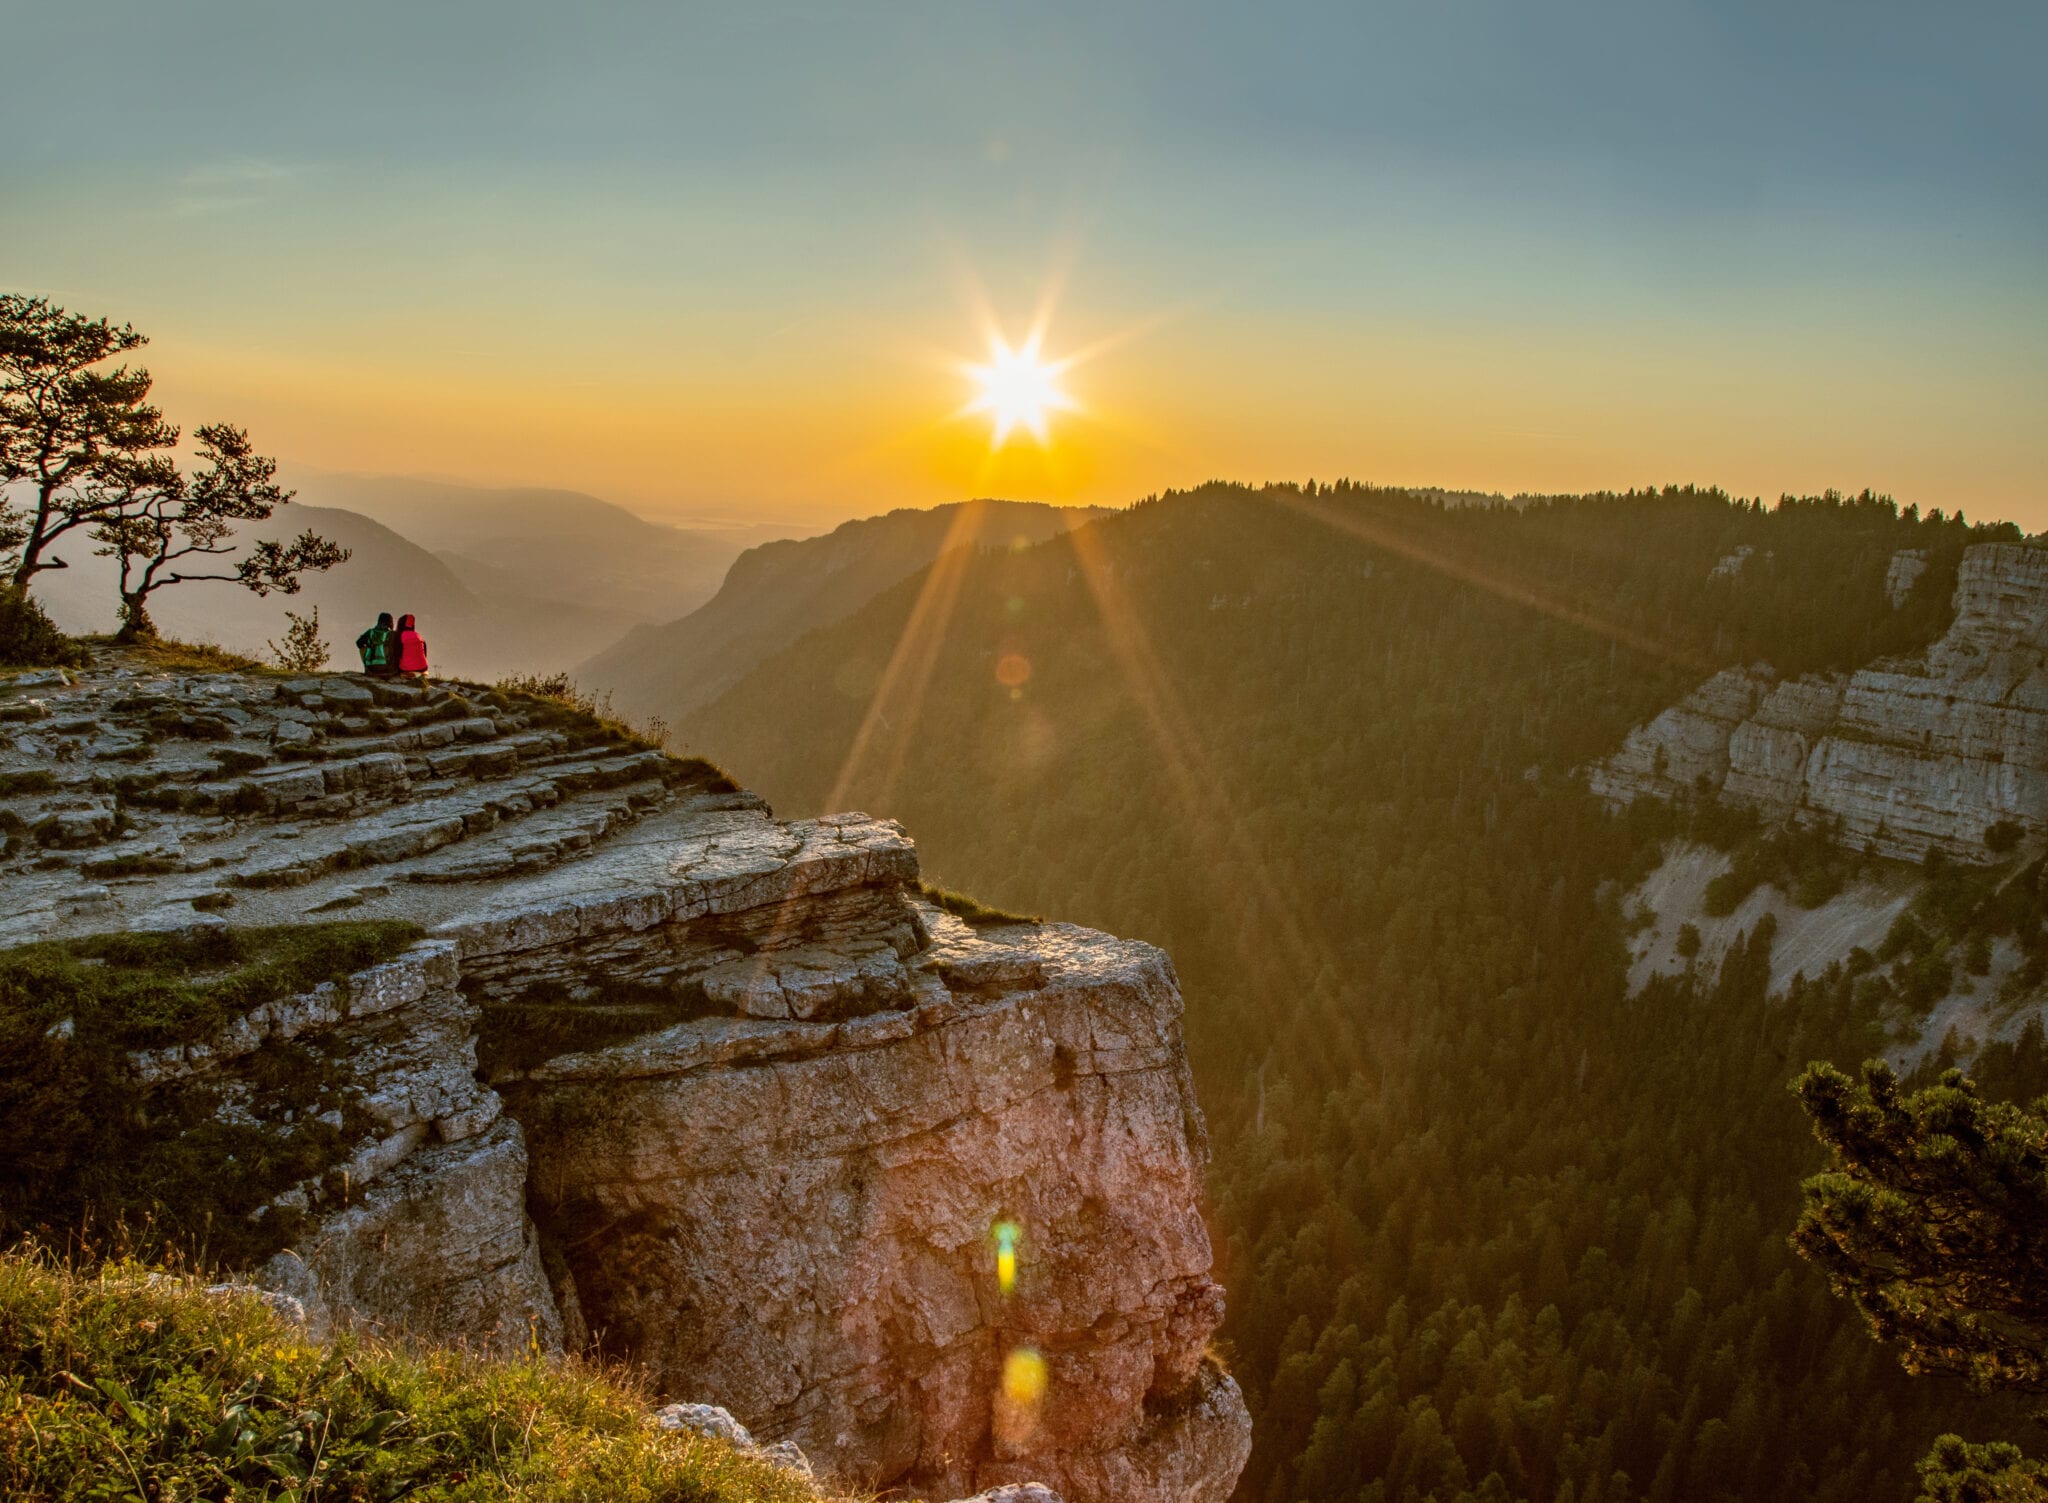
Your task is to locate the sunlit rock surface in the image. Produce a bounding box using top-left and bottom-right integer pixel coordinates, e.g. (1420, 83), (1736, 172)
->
(1, 651), (1248, 1502)
(1590, 541), (2048, 861)
(501, 906), (1244, 1503)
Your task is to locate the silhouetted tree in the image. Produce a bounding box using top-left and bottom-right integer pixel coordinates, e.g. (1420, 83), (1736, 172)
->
(0, 295), (178, 591)
(89, 423), (347, 640)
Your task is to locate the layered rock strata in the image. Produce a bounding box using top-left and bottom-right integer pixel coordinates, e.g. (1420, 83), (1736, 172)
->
(1589, 542), (2048, 860)
(4, 653), (1250, 1503)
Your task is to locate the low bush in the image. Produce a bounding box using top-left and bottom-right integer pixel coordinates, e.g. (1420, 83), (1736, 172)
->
(0, 588), (85, 668)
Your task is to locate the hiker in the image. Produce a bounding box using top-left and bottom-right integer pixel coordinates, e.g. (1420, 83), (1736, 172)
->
(394, 613), (430, 679)
(355, 612), (397, 676)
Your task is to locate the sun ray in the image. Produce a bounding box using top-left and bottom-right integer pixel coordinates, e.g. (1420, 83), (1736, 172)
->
(824, 500), (988, 814)
(1268, 490), (1716, 674)
(1062, 522), (1365, 1082)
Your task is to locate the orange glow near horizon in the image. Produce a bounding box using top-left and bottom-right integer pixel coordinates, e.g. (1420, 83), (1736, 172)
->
(101, 252), (2048, 537)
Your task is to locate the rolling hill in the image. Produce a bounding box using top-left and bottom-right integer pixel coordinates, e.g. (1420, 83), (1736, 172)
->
(31, 503), (633, 681)
(576, 498), (1104, 724)
(288, 473), (792, 627)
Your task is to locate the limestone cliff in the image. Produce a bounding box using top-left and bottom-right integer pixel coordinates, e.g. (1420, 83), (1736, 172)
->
(0, 655), (1250, 1503)
(1589, 541), (2048, 861)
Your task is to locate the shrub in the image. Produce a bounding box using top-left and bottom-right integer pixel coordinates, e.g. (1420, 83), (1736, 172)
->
(268, 605), (330, 672)
(0, 587), (83, 668)
(1986, 818), (2026, 854)
(1701, 869), (1752, 918)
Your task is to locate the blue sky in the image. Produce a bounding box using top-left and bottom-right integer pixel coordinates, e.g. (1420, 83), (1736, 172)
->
(5, 1), (2042, 525)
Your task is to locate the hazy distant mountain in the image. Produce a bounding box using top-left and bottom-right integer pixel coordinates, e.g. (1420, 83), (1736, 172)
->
(287, 473), (790, 626)
(33, 504), (634, 681)
(577, 499), (1106, 724)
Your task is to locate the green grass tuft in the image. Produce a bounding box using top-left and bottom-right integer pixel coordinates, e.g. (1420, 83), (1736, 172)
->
(0, 1252), (847, 1502)
(917, 882), (1039, 928)
(0, 922), (424, 1053)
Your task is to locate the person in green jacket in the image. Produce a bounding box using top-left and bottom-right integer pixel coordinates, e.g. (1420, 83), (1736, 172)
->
(355, 612), (397, 676)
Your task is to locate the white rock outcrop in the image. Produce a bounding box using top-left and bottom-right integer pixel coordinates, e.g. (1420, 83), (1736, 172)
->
(1590, 542), (2048, 860)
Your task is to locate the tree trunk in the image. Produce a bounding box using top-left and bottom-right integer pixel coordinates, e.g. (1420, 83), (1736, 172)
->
(115, 593), (156, 642)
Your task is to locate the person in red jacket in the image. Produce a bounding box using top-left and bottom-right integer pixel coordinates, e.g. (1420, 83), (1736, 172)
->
(394, 613), (430, 678)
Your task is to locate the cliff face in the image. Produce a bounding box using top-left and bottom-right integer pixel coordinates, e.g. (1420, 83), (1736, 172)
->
(0, 656), (1249, 1503)
(1590, 541), (2048, 860)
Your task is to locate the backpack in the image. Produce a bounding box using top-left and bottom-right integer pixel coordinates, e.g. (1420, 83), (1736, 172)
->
(357, 626), (392, 669)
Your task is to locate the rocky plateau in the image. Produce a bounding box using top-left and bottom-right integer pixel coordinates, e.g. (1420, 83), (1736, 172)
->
(0, 653), (1250, 1503)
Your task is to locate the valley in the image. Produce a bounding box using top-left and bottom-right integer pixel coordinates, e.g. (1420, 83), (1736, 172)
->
(8, 480), (2048, 1502)
(666, 482), (2048, 1502)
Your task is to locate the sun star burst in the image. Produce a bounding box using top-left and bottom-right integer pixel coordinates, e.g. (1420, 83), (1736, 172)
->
(963, 333), (1074, 446)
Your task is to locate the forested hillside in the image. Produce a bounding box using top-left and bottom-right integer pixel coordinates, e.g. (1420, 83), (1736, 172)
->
(681, 483), (2036, 1502)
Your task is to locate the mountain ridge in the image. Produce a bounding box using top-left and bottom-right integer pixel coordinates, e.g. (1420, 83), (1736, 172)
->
(578, 498), (1106, 724)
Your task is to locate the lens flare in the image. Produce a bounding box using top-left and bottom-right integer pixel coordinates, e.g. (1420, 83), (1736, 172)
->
(995, 1343), (1050, 1448)
(994, 1220), (1021, 1295)
(1002, 1346), (1048, 1405)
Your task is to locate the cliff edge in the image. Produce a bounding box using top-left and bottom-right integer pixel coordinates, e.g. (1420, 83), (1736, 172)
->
(0, 655), (1251, 1503)
(1590, 540), (2048, 862)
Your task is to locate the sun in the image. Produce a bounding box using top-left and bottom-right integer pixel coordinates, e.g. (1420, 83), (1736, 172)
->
(963, 333), (1074, 446)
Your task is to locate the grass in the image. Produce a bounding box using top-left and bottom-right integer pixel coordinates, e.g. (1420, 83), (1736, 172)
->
(490, 675), (740, 793)
(0, 771), (57, 797)
(491, 674), (668, 755)
(0, 1252), (846, 1502)
(0, 922), (424, 1053)
(0, 923), (423, 1268)
(93, 636), (270, 675)
(918, 883), (1039, 928)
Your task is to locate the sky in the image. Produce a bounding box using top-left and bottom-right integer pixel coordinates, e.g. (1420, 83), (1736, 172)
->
(4, 1), (2044, 531)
